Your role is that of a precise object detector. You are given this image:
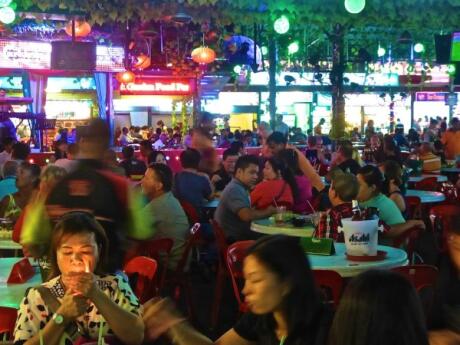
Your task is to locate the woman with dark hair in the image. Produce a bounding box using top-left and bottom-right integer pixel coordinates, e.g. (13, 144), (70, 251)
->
(278, 148), (313, 213)
(250, 157), (297, 210)
(328, 269), (429, 345)
(14, 212), (144, 345)
(382, 134), (402, 165)
(0, 162), (40, 220)
(357, 165), (424, 238)
(142, 235), (332, 345)
(379, 160), (406, 214)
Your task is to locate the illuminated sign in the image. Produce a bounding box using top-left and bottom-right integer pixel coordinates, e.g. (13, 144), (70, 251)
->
(0, 39), (124, 72)
(416, 92), (447, 102)
(119, 77), (195, 95)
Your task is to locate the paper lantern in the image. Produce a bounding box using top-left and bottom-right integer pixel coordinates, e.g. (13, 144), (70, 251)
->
(116, 71), (135, 84)
(65, 20), (92, 37)
(191, 46), (216, 64)
(134, 53), (151, 70)
(344, 0), (366, 14)
(274, 15), (289, 34)
(0, 0), (12, 7)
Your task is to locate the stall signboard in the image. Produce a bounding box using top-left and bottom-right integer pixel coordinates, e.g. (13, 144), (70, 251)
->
(416, 92), (447, 102)
(0, 39), (124, 72)
(119, 77), (196, 96)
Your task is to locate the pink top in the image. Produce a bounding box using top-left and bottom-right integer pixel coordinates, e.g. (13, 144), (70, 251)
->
(292, 175), (313, 214)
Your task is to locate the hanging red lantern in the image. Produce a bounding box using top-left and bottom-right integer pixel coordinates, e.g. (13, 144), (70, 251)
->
(116, 71), (135, 84)
(65, 20), (92, 37)
(191, 46), (216, 64)
(134, 53), (151, 70)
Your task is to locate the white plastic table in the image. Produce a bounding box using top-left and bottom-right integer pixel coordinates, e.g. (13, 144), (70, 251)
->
(408, 175), (448, 183)
(251, 218), (314, 238)
(308, 243), (408, 278)
(405, 189), (446, 203)
(0, 257), (41, 309)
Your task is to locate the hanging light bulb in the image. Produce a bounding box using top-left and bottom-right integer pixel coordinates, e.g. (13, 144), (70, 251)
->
(288, 41), (300, 55)
(116, 71), (135, 84)
(344, 0), (366, 14)
(274, 15), (289, 34)
(0, 0), (12, 7)
(65, 20), (92, 37)
(413, 43), (425, 53)
(0, 6), (15, 24)
(377, 46), (386, 57)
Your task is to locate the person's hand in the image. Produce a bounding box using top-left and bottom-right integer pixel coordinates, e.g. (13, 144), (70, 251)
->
(409, 219), (426, 231)
(266, 205), (278, 215)
(56, 290), (88, 323)
(211, 174), (222, 184)
(143, 297), (186, 341)
(429, 329), (460, 345)
(63, 272), (97, 299)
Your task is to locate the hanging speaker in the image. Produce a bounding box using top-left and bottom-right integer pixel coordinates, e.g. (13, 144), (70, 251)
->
(51, 41), (97, 71)
(434, 33), (452, 64)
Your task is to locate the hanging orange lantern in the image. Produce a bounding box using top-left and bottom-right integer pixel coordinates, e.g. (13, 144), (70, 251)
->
(191, 46), (216, 64)
(65, 20), (92, 37)
(134, 53), (151, 70)
(116, 71), (135, 84)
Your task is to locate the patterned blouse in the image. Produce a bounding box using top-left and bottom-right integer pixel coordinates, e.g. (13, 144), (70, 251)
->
(14, 274), (140, 345)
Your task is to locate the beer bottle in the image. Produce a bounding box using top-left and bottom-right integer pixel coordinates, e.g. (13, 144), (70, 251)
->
(351, 200), (362, 221)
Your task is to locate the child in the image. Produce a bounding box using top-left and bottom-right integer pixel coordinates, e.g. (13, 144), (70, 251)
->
(316, 169), (359, 241)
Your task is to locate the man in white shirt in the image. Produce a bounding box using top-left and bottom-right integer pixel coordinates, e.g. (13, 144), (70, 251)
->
(54, 143), (79, 173)
(0, 137), (15, 172)
(274, 115), (289, 137)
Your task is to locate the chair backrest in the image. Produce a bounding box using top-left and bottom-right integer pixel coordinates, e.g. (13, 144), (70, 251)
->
(429, 205), (460, 252)
(226, 241), (255, 311)
(175, 223), (201, 275)
(391, 265), (439, 292)
(0, 307), (17, 340)
(405, 195), (422, 220)
(312, 269), (343, 308)
(211, 220), (229, 264)
(414, 177), (439, 191)
(124, 256), (158, 304)
(179, 199), (200, 225)
(137, 238), (174, 293)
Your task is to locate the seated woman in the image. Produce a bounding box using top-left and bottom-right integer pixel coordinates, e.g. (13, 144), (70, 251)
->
(250, 158), (296, 210)
(0, 162), (40, 221)
(143, 235), (332, 344)
(278, 148), (313, 213)
(356, 165), (424, 239)
(328, 270), (429, 345)
(148, 150), (167, 165)
(379, 160), (406, 214)
(13, 212), (144, 345)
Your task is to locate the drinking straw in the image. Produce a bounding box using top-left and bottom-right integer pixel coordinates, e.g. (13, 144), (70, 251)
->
(39, 329), (44, 345)
(98, 321), (104, 345)
(306, 200), (316, 213)
(272, 197), (279, 208)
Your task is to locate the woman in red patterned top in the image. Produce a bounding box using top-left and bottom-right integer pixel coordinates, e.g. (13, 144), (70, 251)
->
(250, 158), (296, 210)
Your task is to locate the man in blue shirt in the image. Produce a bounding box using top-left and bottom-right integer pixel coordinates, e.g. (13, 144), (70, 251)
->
(0, 160), (17, 200)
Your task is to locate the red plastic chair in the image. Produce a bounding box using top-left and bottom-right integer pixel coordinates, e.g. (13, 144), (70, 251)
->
(210, 219), (230, 328)
(414, 177), (439, 192)
(429, 205), (460, 252)
(179, 199), (200, 225)
(166, 223), (201, 321)
(390, 225), (423, 264)
(405, 196), (422, 220)
(124, 256), (158, 304)
(392, 265), (439, 319)
(392, 265), (438, 291)
(226, 241), (255, 314)
(312, 270), (343, 308)
(0, 307), (17, 341)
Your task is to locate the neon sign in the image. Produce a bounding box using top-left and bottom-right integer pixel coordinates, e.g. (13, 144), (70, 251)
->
(119, 77), (195, 95)
(416, 92), (447, 102)
(0, 39), (125, 72)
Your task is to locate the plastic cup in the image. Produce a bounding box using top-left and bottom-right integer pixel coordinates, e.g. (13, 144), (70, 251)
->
(274, 206), (286, 224)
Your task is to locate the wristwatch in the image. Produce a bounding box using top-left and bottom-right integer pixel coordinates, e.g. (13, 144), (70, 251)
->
(52, 313), (64, 325)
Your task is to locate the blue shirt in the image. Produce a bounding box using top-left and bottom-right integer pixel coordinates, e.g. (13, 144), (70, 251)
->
(173, 171), (212, 211)
(0, 176), (17, 200)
